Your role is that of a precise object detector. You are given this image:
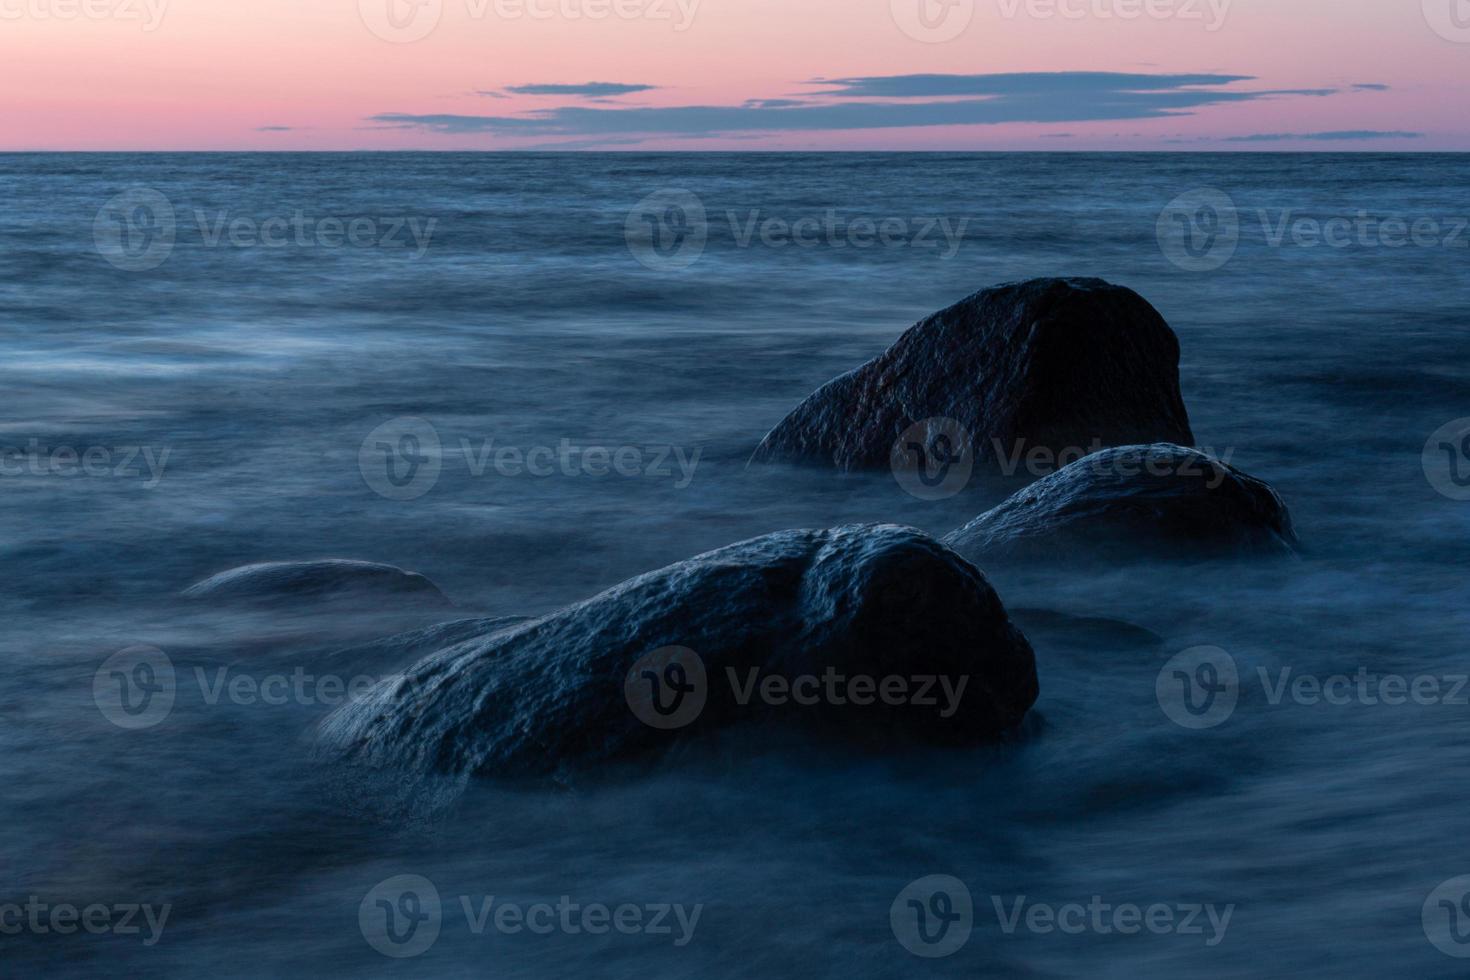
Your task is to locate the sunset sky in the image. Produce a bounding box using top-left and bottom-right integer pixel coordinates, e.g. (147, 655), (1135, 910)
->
(3, 0), (1468, 150)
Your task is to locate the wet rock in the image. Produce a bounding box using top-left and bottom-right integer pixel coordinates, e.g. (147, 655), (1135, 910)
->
(182, 559), (451, 608)
(319, 524), (1038, 780)
(750, 278), (1194, 473)
(944, 444), (1298, 563)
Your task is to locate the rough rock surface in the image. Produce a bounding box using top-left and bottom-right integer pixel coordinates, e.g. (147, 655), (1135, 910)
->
(944, 444), (1298, 562)
(319, 525), (1038, 780)
(182, 559), (450, 607)
(750, 278), (1195, 471)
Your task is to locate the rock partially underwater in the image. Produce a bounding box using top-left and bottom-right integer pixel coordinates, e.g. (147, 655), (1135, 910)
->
(182, 559), (451, 608)
(944, 444), (1298, 563)
(750, 278), (1195, 473)
(319, 525), (1038, 780)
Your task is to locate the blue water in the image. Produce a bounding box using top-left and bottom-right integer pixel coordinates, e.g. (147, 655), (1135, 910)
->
(2, 152), (1469, 977)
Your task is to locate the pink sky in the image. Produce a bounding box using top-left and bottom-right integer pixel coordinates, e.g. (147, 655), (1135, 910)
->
(2, 0), (1467, 149)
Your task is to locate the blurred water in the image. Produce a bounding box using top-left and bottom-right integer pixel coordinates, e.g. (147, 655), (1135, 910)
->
(1, 153), (1469, 977)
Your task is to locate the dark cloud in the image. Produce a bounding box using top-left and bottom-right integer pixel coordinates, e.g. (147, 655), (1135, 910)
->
(1352, 83), (1390, 91)
(810, 72), (1256, 97)
(255, 126), (294, 132)
(504, 83), (658, 98)
(371, 71), (1341, 139)
(1223, 130), (1423, 142)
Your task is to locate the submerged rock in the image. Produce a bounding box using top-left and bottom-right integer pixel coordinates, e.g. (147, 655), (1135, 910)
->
(319, 524), (1038, 780)
(750, 278), (1194, 473)
(1010, 608), (1164, 649)
(943, 444), (1298, 563)
(182, 559), (451, 608)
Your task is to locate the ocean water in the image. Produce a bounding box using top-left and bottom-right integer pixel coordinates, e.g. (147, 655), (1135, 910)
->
(1, 152), (1469, 977)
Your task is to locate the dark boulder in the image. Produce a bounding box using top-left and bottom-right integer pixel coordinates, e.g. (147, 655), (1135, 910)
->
(318, 524), (1038, 780)
(750, 278), (1194, 473)
(943, 444), (1298, 563)
(182, 559), (451, 608)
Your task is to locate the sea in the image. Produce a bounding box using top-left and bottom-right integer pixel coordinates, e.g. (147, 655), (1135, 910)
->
(1, 152), (1468, 977)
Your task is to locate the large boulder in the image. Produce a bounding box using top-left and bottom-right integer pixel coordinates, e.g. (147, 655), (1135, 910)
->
(319, 525), (1038, 780)
(750, 278), (1194, 473)
(182, 559), (450, 608)
(944, 445), (1298, 563)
